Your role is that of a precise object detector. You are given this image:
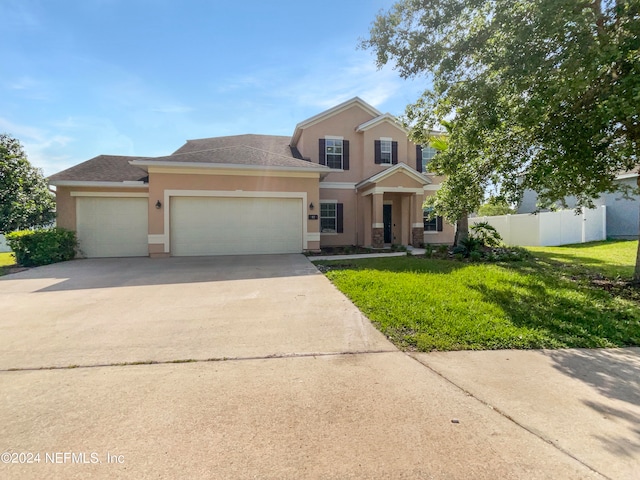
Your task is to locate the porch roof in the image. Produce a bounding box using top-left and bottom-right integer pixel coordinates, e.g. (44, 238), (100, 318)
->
(355, 163), (431, 193)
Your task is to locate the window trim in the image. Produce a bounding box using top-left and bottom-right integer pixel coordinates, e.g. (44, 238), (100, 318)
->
(320, 200), (338, 234)
(380, 137), (393, 165)
(421, 145), (439, 173)
(325, 136), (344, 170)
(423, 208), (443, 232)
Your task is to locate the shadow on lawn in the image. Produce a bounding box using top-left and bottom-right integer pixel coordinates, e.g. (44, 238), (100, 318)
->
(467, 268), (640, 348)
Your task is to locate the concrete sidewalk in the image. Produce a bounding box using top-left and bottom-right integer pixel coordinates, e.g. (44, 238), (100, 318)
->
(413, 348), (640, 480)
(0, 255), (635, 479)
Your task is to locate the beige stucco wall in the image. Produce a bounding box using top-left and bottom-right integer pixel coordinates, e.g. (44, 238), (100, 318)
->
(148, 169), (321, 251)
(297, 106), (371, 183)
(318, 188), (358, 247)
(54, 186), (149, 231)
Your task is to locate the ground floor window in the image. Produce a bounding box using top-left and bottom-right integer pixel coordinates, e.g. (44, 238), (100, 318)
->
(423, 208), (443, 232)
(321, 202), (337, 233)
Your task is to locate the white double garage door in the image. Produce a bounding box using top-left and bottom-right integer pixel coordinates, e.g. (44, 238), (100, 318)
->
(76, 196), (304, 258)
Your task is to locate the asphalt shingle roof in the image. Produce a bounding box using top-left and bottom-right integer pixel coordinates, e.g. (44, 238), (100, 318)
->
(49, 134), (323, 183)
(174, 134), (297, 158)
(148, 145), (322, 169)
(48, 155), (149, 183)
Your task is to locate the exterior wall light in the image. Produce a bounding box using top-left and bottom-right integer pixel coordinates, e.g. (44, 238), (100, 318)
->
(155, 200), (162, 209)
(309, 202), (314, 210)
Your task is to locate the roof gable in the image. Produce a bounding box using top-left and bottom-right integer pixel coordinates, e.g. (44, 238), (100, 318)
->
(355, 163), (431, 190)
(291, 97), (382, 146)
(355, 113), (408, 134)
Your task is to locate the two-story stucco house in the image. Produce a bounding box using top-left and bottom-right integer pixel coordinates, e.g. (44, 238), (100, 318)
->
(49, 97), (454, 257)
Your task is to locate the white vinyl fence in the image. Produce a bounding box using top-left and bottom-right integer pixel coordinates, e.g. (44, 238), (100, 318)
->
(469, 206), (607, 247)
(0, 234), (10, 253)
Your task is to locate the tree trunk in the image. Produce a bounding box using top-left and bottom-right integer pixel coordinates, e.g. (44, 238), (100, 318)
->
(455, 211), (470, 247)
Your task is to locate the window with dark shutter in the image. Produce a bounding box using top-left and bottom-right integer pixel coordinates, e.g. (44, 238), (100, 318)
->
(391, 141), (398, 165)
(336, 203), (344, 233)
(416, 145), (423, 172)
(424, 208), (444, 232)
(318, 139), (326, 166)
(343, 140), (350, 170)
(374, 140), (382, 164)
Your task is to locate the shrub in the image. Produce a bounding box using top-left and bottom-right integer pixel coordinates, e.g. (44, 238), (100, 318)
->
(470, 222), (503, 247)
(6, 228), (77, 267)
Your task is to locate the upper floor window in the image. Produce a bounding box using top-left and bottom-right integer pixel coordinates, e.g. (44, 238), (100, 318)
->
(319, 138), (349, 170)
(374, 139), (398, 165)
(421, 146), (438, 172)
(326, 138), (343, 169)
(380, 139), (392, 164)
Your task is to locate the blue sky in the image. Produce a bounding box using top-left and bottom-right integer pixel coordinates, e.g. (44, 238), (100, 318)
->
(1, 0), (428, 177)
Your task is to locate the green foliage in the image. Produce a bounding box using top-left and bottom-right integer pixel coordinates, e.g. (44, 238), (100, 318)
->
(477, 197), (516, 217)
(322, 256), (640, 351)
(0, 134), (56, 234)
(6, 228), (77, 267)
(363, 0), (640, 277)
(470, 222), (503, 248)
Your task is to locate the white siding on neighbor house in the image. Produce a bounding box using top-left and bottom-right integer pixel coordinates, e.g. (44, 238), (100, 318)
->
(0, 234), (10, 253)
(76, 197), (149, 258)
(518, 177), (638, 239)
(471, 206), (606, 246)
(170, 196), (303, 256)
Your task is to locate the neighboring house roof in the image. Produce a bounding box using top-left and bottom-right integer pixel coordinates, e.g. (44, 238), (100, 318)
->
(48, 155), (150, 185)
(130, 145), (330, 173)
(173, 134), (296, 158)
(355, 163), (432, 189)
(355, 113), (408, 134)
(290, 97), (382, 146)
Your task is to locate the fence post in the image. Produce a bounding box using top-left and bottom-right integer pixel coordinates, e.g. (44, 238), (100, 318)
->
(602, 205), (607, 240)
(506, 214), (511, 245)
(581, 210), (586, 243)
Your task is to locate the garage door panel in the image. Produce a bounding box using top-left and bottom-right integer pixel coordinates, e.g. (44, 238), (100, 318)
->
(171, 197), (302, 256)
(76, 197), (148, 258)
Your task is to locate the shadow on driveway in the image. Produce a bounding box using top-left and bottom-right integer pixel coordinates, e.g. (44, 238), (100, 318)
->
(0, 254), (320, 292)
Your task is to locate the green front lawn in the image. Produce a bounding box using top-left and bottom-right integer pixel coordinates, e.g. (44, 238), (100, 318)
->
(316, 253), (640, 352)
(528, 240), (637, 280)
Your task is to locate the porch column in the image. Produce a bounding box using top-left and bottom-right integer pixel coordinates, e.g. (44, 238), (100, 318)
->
(372, 193), (384, 248)
(411, 193), (424, 247)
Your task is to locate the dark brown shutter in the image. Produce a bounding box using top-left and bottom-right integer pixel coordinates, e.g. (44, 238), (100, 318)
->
(437, 216), (443, 232)
(319, 139), (326, 165)
(416, 145), (423, 172)
(391, 141), (398, 164)
(374, 140), (381, 164)
(337, 203), (344, 233)
(343, 140), (349, 170)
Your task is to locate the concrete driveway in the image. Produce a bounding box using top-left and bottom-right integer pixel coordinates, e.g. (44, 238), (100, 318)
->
(0, 255), (635, 479)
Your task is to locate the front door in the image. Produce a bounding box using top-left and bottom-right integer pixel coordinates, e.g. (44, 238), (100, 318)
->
(383, 204), (392, 244)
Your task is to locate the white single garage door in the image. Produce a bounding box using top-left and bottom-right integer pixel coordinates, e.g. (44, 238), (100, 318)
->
(76, 197), (148, 258)
(170, 196), (303, 256)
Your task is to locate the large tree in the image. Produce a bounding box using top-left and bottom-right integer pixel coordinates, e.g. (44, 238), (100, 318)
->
(0, 133), (56, 234)
(363, 0), (640, 279)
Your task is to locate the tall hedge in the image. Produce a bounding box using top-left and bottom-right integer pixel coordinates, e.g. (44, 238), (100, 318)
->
(6, 228), (77, 267)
